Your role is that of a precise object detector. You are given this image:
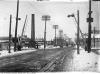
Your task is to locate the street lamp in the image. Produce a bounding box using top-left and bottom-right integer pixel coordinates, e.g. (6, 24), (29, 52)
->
(68, 14), (74, 18)
(68, 10), (80, 54)
(53, 25), (58, 46)
(42, 15), (50, 50)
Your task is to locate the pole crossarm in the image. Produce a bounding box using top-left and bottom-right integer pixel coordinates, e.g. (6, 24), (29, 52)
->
(42, 15), (50, 21)
(53, 25), (58, 29)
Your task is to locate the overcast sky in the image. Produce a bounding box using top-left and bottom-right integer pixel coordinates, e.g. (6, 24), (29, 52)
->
(0, 0), (99, 40)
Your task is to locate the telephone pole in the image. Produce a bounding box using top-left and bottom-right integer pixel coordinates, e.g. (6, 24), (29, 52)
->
(9, 14), (12, 53)
(87, 0), (93, 53)
(14, 0), (20, 52)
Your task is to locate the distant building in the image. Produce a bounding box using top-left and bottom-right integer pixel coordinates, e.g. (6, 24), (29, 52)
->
(91, 34), (100, 48)
(0, 42), (9, 51)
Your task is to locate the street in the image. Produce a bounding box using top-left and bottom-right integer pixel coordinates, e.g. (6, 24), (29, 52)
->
(0, 48), (65, 72)
(0, 47), (99, 72)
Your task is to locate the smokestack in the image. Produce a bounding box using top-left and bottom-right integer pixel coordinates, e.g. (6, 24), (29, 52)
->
(31, 14), (35, 41)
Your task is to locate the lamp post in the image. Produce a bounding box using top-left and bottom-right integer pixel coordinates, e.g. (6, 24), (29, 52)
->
(42, 15), (50, 50)
(68, 10), (80, 54)
(53, 25), (58, 46)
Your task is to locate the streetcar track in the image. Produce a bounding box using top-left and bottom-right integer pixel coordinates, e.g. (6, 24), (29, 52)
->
(39, 50), (66, 72)
(0, 48), (72, 72)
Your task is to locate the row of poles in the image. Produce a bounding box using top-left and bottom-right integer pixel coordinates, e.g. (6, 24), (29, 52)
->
(8, 0), (58, 52)
(8, 0), (93, 54)
(42, 0), (95, 54)
(42, 10), (81, 54)
(8, 0), (20, 53)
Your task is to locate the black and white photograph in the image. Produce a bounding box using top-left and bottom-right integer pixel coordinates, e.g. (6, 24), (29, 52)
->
(0, 0), (100, 73)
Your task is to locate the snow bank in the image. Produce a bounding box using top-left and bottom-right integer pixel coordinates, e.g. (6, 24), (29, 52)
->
(0, 48), (36, 58)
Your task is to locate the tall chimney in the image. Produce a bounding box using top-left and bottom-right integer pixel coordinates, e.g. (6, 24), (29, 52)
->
(31, 14), (35, 41)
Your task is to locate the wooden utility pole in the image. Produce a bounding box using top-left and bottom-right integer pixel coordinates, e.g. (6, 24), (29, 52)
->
(87, 0), (93, 53)
(9, 14), (12, 53)
(14, 0), (20, 52)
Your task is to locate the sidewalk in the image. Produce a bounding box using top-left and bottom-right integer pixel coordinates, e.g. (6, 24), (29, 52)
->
(63, 46), (99, 72)
(72, 49), (98, 71)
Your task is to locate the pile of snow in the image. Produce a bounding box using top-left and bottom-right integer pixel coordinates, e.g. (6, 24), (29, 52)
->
(0, 48), (36, 58)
